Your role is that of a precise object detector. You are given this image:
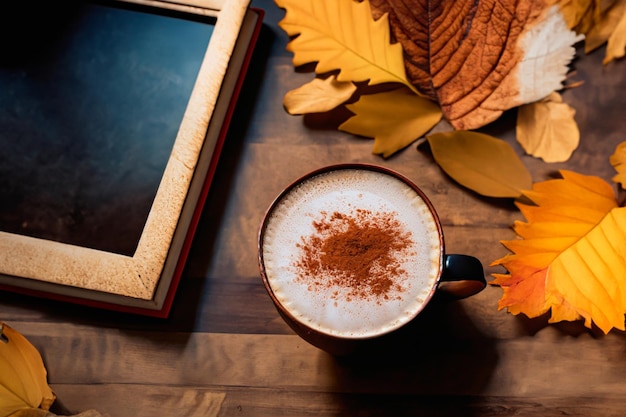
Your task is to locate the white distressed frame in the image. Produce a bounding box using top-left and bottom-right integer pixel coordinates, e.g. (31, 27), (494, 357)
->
(0, 0), (251, 306)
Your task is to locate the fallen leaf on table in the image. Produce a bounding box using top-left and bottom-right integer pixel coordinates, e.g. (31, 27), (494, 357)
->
(516, 92), (580, 162)
(275, 0), (416, 92)
(610, 141), (626, 188)
(283, 76), (357, 115)
(369, 0), (583, 130)
(339, 88), (442, 157)
(491, 170), (626, 334)
(0, 323), (55, 417)
(426, 131), (532, 198)
(552, 0), (626, 63)
(604, 6), (626, 63)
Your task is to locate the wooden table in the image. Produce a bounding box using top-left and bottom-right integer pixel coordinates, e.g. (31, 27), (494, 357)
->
(2, 2), (626, 416)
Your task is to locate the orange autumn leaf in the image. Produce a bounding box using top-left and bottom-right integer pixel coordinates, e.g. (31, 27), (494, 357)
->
(491, 170), (626, 333)
(610, 141), (626, 188)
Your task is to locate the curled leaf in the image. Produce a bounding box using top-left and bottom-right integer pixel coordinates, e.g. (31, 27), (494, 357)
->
(491, 171), (626, 334)
(339, 88), (442, 157)
(610, 141), (626, 188)
(0, 323), (55, 417)
(516, 92), (580, 163)
(426, 131), (532, 198)
(283, 76), (357, 115)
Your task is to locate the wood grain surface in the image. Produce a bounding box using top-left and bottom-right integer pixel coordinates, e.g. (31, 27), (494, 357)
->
(2, 1), (626, 416)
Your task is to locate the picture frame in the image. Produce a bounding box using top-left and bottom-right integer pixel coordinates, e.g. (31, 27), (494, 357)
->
(0, 0), (263, 316)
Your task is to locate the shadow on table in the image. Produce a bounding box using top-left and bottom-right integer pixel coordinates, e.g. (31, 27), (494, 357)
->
(319, 299), (498, 416)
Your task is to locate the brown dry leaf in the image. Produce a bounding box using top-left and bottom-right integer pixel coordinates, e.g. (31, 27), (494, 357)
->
(610, 141), (626, 188)
(283, 76), (357, 115)
(516, 92), (580, 162)
(339, 88), (442, 157)
(369, 0), (583, 130)
(426, 131), (532, 198)
(371, 0), (582, 130)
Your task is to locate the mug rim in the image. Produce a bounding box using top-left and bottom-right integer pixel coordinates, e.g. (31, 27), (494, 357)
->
(257, 163), (446, 340)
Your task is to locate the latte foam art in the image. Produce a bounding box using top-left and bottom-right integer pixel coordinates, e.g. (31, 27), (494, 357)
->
(261, 168), (442, 338)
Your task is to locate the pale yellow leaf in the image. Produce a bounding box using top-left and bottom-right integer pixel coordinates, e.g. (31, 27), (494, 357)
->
(338, 88), (442, 158)
(604, 5), (626, 63)
(275, 0), (417, 92)
(516, 92), (579, 163)
(283, 76), (357, 115)
(426, 131), (533, 198)
(0, 323), (55, 417)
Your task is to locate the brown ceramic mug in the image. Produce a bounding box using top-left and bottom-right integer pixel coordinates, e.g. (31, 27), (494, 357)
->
(258, 164), (486, 355)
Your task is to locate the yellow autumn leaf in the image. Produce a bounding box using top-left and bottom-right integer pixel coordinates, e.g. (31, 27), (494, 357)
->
(0, 323), (55, 417)
(283, 76), (357, 115)
(338, 88), (442, 157)
(426, 131), (533, 198)
(275, 0), (417, 93)
(552, 0), (626, 63)
(605, 5), (626, 64)
(516, 92), (580, 163)
(584, 0), (626, 53)
(491, 170), (626, 334)
(610, 141), (626, 188)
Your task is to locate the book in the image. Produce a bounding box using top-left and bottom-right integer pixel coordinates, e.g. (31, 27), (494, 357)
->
(0, 0), (263, 317)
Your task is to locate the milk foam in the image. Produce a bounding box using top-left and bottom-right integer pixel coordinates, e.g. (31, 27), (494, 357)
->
(262, 168), (442, 338)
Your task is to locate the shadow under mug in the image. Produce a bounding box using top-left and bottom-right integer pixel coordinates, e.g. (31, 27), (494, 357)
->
(258, 164), (486, 356)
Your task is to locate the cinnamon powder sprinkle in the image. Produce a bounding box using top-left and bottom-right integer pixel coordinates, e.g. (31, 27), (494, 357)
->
(294, 209), (415, 302)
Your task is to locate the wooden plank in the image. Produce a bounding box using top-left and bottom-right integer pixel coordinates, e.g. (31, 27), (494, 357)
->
(50, 384), (225, 417)
(48, 384), (626, 417)
(7, 322), (626, 399)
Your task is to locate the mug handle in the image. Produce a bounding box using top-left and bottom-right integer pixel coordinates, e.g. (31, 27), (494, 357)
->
(437, 254), (486, 299)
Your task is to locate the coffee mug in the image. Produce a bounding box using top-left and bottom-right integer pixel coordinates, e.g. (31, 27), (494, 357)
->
(258, 164), (486, 355)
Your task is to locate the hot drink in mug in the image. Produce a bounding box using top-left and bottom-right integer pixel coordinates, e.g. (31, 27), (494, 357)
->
(258, 164), (485, 355)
